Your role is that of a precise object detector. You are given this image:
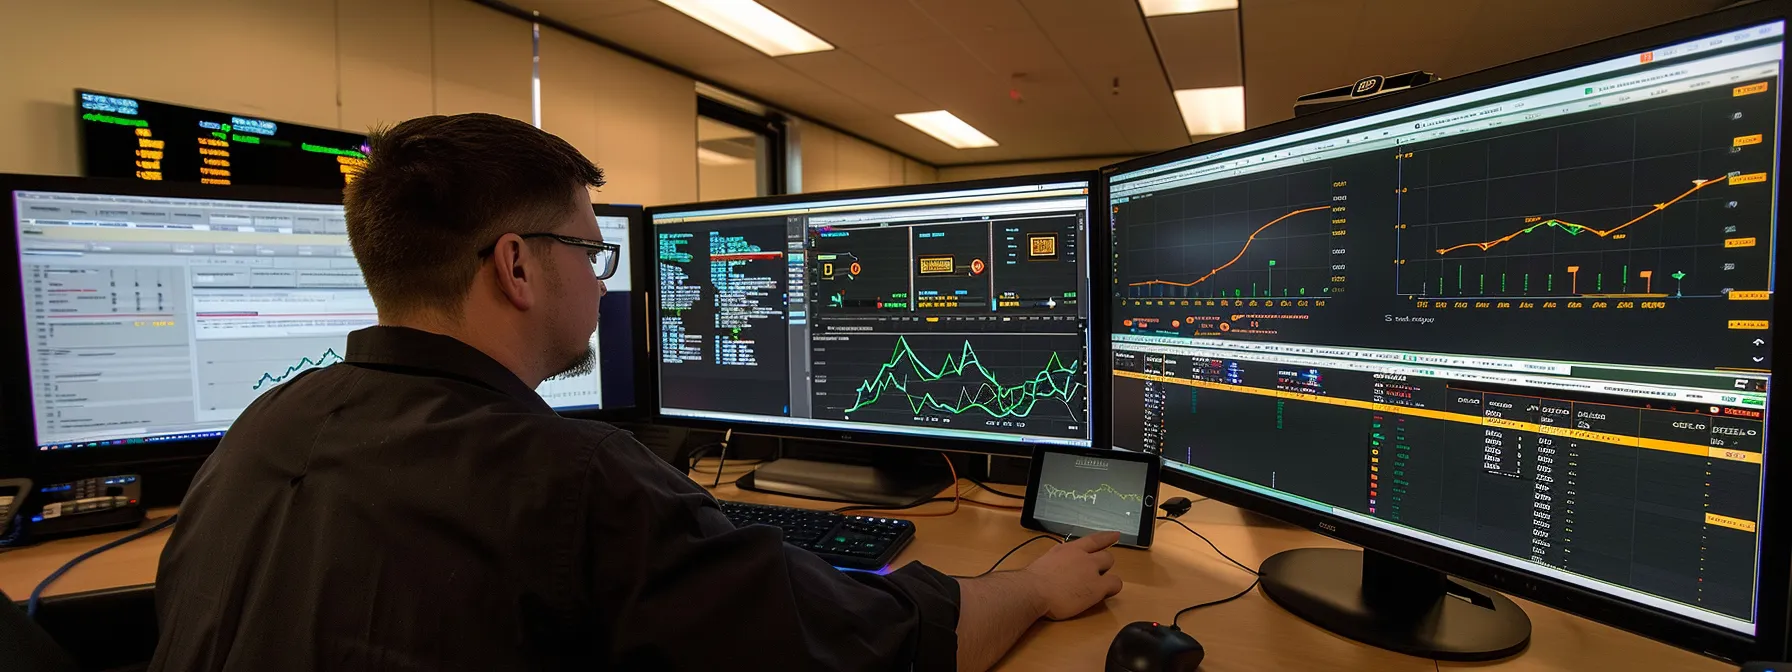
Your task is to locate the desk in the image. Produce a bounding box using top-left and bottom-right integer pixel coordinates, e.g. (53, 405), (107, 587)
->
(0, 472), (1734, 672)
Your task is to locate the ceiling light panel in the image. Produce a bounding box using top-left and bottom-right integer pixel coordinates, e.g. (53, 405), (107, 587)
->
(894, 111), (999, 149)
(1139, 0), (1238, 17)
(658, 0), (834, 57)
(1173, 86), (1244, 137)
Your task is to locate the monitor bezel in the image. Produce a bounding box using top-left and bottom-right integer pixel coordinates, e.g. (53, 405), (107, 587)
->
(1098, 2), (1792, 662)
(645, 172), (1101, 458)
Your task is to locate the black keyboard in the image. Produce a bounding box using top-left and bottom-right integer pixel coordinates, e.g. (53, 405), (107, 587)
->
(719, 500), (915, 570)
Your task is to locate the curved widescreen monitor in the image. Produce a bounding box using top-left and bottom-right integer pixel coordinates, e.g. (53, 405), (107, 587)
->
(0, 175), (646, 463)
(1105, 4), (1789, 661)
(650, 175), (1094, 455)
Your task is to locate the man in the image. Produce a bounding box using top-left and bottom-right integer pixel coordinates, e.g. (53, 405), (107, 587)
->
(151, 113), (1123, 671)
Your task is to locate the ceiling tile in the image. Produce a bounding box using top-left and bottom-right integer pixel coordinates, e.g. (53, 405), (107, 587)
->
(521, 0), (661, 23)
(1022, 0), (1189, 153)
(703, 59), (881, 122)
(852, 38), (1010, 106)
(759, 0), (943, 49)
(777, 51), (936, 115)
(1148, 10), (1240, 90)
(557, 6), (767, 70)
(1239, 0), (1365, 127)
(908, 0), (1068, 78)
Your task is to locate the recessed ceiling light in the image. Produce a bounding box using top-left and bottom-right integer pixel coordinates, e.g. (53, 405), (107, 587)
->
(894, 111), (998, 149)
(657, 0), (833, 57)
(1173, 86), (1245, 137)
(1139, 0), (1237, 17)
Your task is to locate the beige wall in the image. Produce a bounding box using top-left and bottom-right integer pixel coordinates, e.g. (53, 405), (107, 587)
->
(698, 160), (758, 202)
(936, 156), (1130, 183)
(539, 25), (697, 206)
(0, 0), (696, 206)
(796, 120), (934, 193)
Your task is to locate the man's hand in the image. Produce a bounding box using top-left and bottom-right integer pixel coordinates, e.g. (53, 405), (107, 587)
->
(1022, 531), (1124, 619)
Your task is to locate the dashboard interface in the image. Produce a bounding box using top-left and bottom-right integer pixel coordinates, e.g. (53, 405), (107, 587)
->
(12, 190), (635, 450)
(1108, 22), (1783, 635)
(654, 179), (1093, 447)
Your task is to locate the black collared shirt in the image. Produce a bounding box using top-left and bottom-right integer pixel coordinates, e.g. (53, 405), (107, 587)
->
(151, 326), (959, 671)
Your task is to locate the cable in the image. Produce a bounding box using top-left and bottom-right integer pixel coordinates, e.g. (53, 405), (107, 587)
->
(1156, 516), (1258, 577)
(700, 472), (748, 489)
(1155, 513), (1261, 628)
(685, 442), (723, 471)
(694, 457), (757, 489)
(690, 459), (763, 475)
(965, 477), (1025, 500)
(950, 534), (1063, 579)
(711, 429), (734, 488)
(830, 453), (962, 518)
(1170, 577), (1260, 628)
(28, 514), (178, 619)
(960, 496), (1023, 511)
(834, 497), (952, 514)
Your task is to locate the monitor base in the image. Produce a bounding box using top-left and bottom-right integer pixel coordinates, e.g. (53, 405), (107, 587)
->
(1259, 547), (1530, 661)
(735, 457), (953, 508)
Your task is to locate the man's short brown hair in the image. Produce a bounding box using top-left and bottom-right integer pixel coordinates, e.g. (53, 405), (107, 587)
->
(344, 113), (604, 318)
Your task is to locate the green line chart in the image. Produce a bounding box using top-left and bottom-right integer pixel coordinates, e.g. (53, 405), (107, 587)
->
(813, 333), (1088, 439)
(1039, 483), (1144, 506)
(845, 336), (1082, 418)
(252, 347), (343, 390)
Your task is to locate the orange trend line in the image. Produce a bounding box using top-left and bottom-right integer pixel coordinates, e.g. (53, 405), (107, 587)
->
(1434, 176), (1725, 255)
(1127, 205), (1331, 288)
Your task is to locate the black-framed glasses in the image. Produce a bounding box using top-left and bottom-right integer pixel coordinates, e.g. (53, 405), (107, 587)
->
(479, 233), (621, 280)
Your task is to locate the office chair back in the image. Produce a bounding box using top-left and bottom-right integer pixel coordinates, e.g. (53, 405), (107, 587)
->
(0, 587), (79, 672)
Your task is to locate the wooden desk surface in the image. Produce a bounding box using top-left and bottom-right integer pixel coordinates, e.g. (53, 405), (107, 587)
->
(0, 464), (1733, 672)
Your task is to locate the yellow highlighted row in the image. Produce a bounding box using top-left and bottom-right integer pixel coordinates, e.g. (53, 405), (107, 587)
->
(1734, 82), (1770, 96)
(1706, 513), (1757, 533)
(1113, 370), (1760, 463)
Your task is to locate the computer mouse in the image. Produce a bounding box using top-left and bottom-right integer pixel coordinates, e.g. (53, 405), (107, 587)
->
(1107, 621), (1205, 672)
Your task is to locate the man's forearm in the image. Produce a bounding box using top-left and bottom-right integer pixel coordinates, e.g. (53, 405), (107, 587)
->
(954, 571), (1048, 672)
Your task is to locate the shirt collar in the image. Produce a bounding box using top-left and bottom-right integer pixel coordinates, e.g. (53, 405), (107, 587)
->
(344, 326), (550, 411)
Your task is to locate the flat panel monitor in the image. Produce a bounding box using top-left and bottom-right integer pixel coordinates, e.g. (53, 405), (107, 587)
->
(78, 90), (368, 190)
(1106, 6), (1790, 660)
(650, 175), (1094, 454)
(0, 175), (646, 459)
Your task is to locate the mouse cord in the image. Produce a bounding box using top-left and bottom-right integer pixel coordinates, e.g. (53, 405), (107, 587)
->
(1156, 516), (1258, 577)
(949, 533), (1063, 579)
(1169, 576), (1260, 629)
(28, 513), (178, 619)
(1156, 515), (1261, 629)
(965, 476), (1025, 500)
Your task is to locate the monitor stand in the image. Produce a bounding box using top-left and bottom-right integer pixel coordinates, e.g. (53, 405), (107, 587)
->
(734, 445), (955, 508)
(1258, 547), (1531, 661)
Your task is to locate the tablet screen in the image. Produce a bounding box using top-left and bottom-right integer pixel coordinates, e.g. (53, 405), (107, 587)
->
(1028, 449), (1157, 546)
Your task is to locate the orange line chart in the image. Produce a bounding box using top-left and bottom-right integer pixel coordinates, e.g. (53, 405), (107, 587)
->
(1434, 176), (1725, 256)
(1126, 205), (1332, 289)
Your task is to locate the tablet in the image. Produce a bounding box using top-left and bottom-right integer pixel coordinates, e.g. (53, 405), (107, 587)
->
(1021, 446), (1161, 548)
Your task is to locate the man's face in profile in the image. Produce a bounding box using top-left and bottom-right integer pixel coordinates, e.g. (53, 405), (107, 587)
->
(542, 187), (606, 380)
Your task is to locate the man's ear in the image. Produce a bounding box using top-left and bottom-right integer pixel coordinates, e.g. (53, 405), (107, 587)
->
(487, 233), (537, 311)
